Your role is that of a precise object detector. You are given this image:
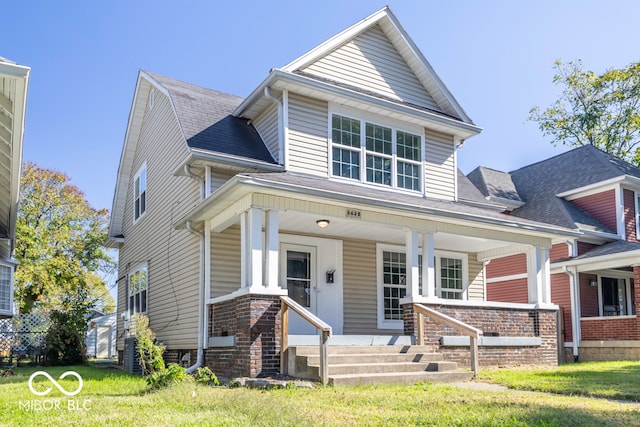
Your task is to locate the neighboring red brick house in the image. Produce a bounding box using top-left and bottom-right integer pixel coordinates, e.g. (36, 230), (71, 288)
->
(468, 145), (640, 361)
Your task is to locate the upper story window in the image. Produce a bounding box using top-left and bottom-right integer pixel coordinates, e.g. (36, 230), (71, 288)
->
(128, 263), (148, 314)
(331, 114), (423, 192)
(133, 163), (147, 222)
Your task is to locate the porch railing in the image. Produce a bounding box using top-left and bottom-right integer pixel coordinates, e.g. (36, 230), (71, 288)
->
(280, 296), (332, 385)
(413, 303), (483, 377)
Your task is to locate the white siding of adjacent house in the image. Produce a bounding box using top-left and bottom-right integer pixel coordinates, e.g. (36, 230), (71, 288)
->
(287, 93), (328, 176)
(302, 24), (441, 112)
(117, 90), (201, 351)
(252, 103), (279, 163)
(424, 129), (455, 201)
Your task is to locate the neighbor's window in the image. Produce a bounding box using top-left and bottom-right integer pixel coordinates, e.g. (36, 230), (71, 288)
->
(331, 114), (422, 191)
(0, 264), (12, 312)
(133, 164), (147, 222)
(128, 264), (148, 314)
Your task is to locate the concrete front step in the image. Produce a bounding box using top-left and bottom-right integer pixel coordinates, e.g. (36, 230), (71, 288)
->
(288, 344), (470, 385)
(328, 361), (459, 375)
(329, 370), (474, 386)
(293, 345), (434, 356)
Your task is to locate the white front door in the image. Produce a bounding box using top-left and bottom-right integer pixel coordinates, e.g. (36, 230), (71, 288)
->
(280, 235), (343, 335)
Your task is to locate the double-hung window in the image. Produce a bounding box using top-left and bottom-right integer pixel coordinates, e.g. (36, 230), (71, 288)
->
(133, 163), (147, 222)
(0, 263), (12, 313)
(436, 255), (465, 300)
(331, 113), (423, 192)
(128, 264), (148, 314)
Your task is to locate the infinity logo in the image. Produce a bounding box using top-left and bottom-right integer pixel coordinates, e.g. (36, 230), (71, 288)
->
(28, 371), (83, 397)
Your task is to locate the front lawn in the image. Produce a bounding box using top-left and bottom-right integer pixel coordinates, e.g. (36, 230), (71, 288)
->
(0, 364), (638, 426)
(480, 360), (640, 402)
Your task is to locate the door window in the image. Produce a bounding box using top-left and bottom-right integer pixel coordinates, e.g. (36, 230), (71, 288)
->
(286, 250), (311, 307)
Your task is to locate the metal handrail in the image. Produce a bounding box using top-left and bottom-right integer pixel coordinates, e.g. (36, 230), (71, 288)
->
(280, 296), (332, 385)
(413, 303), (483, 377)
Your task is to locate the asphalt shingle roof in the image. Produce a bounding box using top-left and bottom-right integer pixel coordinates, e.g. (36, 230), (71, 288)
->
(145, 71), (276, 164)
(507, 145), (640, 231)
(467, 166), (523, 203)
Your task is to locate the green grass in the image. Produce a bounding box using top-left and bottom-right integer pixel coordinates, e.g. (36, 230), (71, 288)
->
(0, 364), (638, 426)
(480, 360), (640, 402)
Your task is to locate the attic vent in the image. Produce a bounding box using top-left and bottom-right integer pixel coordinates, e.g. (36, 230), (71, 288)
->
(149, 89), (155, 110)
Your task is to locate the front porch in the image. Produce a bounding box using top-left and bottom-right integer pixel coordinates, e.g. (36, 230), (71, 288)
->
(175, 179), (577, 380)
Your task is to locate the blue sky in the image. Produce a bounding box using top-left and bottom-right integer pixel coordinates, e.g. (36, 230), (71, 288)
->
(5, 1), (639, 211)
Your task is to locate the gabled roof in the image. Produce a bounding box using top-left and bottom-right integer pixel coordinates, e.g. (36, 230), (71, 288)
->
(233, 7), (481, 141)
(508, 145), (638, 233)
(457, 169), (505, 210)
(0, 57), (30, 256)
(281, 7), (471, 123)
(109, 71), (276, 240)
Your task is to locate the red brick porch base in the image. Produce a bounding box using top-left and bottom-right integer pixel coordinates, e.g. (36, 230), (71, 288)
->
(204, 294), (281, 378)
(403, 303), (559, 368)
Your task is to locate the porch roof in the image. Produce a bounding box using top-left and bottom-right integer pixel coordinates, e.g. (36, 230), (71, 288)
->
(552, 240), (640, 272)
(176, 171), (581, 240)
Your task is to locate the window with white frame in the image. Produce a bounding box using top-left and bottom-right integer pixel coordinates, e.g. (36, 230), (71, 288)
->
(436, 254), (466, 300)
(331, 114), (423, 191)
(128, 264), (148, 314)
(0, 263), (12, 312)
(133, 164), (147, 222)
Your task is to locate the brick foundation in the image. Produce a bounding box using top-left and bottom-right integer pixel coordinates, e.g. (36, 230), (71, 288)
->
(404, 303), (559, 367)
(581, 317), (639, 340)
(204, 294), (281, 378)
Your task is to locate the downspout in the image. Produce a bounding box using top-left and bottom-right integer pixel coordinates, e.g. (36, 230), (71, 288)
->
(186, 220), (205, 374)
(562, 265), (580, 362)
(264, 87), (286, 169)
(184, 165), (206, 200)
(183, 163), (206, 374)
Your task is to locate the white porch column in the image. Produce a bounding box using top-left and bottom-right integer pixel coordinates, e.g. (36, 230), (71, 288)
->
(241, 208), (264, 289)
(422, 232), (436, 299)
(203, 220), (212, 349)
(405, 229), (420, 298)
(527, 246), (551, 305)
(264, 210), (279, 289)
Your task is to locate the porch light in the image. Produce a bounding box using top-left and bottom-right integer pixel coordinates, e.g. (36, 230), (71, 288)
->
(589, 278), (598, 287)
(316, 219), (330, 228)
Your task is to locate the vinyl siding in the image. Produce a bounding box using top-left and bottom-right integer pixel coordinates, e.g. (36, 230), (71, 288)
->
(486, 278), (528, 303)
(287, 93), (328, 176)
(253, 103), (279, 162)
(577, 242), (598, 256)
(571, 189), (617, 233)
(550, 242), (569, 262)
(467, 255), (485, 301)
(486, 253), (527, 278)
(209, 171), (234, 195)
(302, 24), (440, 112)
(210, 226), (242, 298)
(424, 129), (455, 200)
(551, 273), (572, 342)
(117, 90), (201, 351)
(624, 189), (638, 242)
(579, 273), (600, 317)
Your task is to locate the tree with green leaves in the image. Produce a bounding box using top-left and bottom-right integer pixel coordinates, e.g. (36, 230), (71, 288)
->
(14, 162), (115, 314)
(530, 60), (640, 165)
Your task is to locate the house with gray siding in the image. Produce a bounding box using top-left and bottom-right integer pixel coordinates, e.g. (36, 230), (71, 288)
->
(0, 57), (30, 319)
(109, 7), (581, 383)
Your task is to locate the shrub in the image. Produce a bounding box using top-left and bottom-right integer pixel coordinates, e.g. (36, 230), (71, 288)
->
(45, 308), (88, 366)
(132, 313), (165, 375)
(192, 366), (220, 386)
(146, 363), (188, 390)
